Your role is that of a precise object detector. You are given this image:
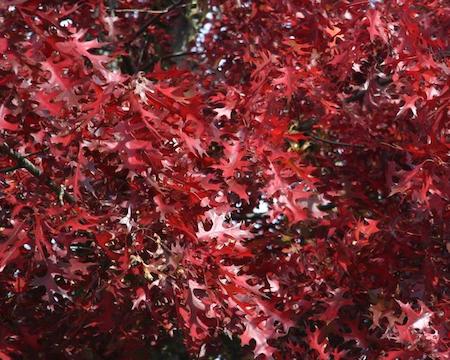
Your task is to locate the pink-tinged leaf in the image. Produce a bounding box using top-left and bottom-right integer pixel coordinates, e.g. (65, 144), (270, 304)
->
(320, 98), (340, 115)
(318, 289), (353, 324)
(397, 94), (420, 117)
(0, 104), (18, 131)
(178, 130), (206, 157)
(0, 222), (27, 272)
(389, 162), (431, 199)
(227, 178), (249, 202)
(156, 84), (192, 106)
(178, 280), (210, 341)
(282, 39), (312, 55)
(154, 194), (176, 221)
(71, 146), (85, 200)
(331, 348), (348, 360)
(119, 206), (135, 233)
(254, 298), (295, 333)
(0, 0), (447, 357)
(35, 91), (64, 116)
(273, 66), (297, 100)
(55, 29), (111, 74)
(0, 37), (7, 52)
(125, 140), (153, 150)
(213, 105), (233, 121)
(306, 328), (328, 360)
(219, 265), (263, 296)
(211, 141), (250, 178)
(396, 300), (433, 331)
(132, 288), (147, 310)
(240, 318), (277, 358)
(367, 9), (388, 43)
(196, 210), (252, 245)
(30, 267), (71, 306)
(369, 302), (396, 329)
(50, 133), (75, 146)
(40, 59), (79, 104)
(354, 218), (380, 243)
(211, 88), (238, 121)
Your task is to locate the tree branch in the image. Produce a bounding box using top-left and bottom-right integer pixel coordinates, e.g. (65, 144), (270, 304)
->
(0, 148), (49, 173)
(24, 148), (49, 158)
(109, 8), (176, 14)
(0, 143), (76, 204)
(161, 50), (204, 60)
(0, 164), (23, 174)
(307, 133), (365, 148)
(126, 0), (185, 45)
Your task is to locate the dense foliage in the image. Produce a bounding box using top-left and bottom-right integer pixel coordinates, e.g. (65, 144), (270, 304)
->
(0, 0), (449, 358)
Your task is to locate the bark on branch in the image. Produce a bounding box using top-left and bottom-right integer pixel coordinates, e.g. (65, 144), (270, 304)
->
(0, 143), (76, 204)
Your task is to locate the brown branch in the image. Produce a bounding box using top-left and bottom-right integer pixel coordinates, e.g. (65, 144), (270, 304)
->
(0, 147), (49, 173)
(0, 143), (76, 204)
(161, 50), (204, 60)
(308, 133), (408, 152)
(0, 164), (23, 174)
(139, 50), (204, 72)
(137, 34), (152, 70)
(109, 8), (176, 14)
(307, 133), (365, 148)
(24, 148), (49, 158)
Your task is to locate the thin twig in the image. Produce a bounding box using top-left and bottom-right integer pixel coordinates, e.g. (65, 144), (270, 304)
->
(109, 8), (175, 14)
(0, 143), (75, 204)
(0, 148), (49, 173)
(0, 164), (23, 174)
(126, 0), (185, 45)
(161, 50), (204, 60)
(137, 34), (152, 69)
(108, 0), (116, 16)
(307, 133), (365, 148)
(24, 148), (48, 158)
(139, 50), (205, 72)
